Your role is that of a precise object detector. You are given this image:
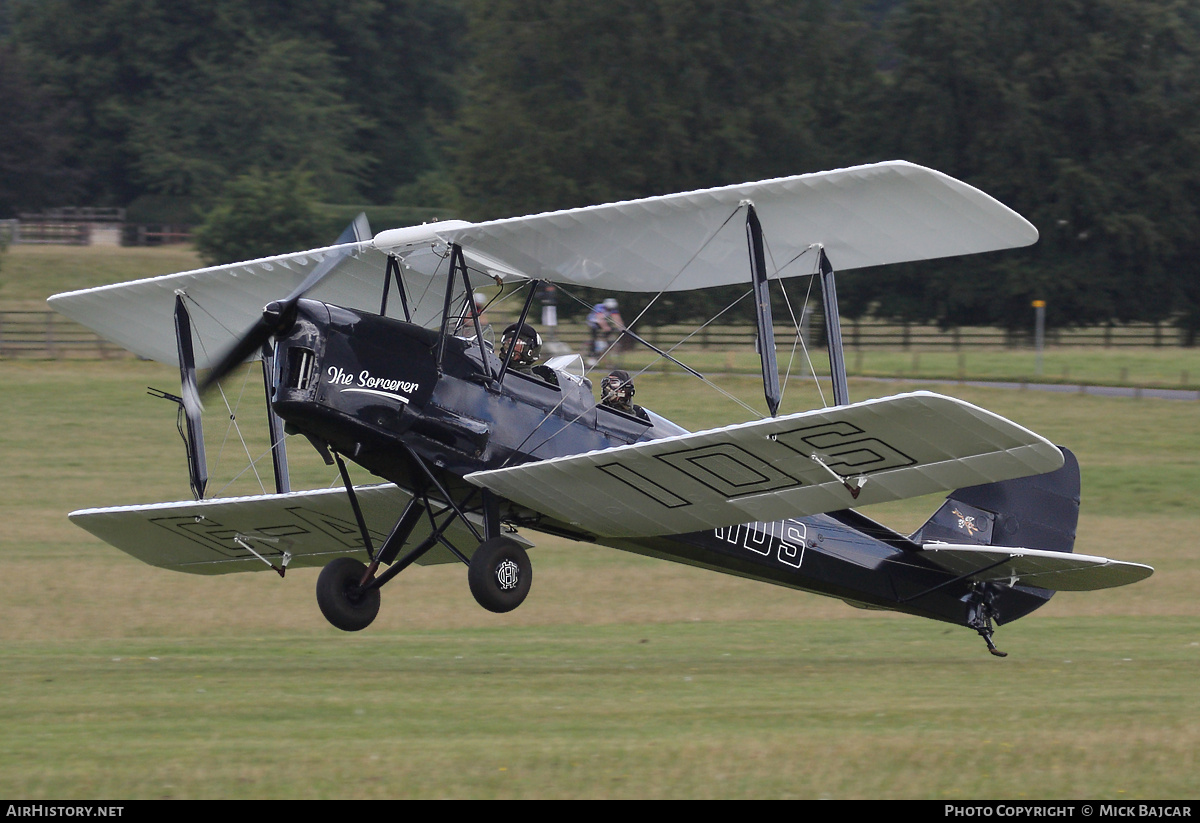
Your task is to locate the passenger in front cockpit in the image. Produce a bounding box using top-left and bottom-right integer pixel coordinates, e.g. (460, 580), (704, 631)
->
(499, 322), (558, 386)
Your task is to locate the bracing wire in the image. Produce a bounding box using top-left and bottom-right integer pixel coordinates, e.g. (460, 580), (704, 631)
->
(759, 242), (826, 409)
(181, 293), (321, 498)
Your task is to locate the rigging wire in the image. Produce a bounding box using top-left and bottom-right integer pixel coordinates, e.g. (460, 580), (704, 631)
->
(209, 363), (268, 498)
(497, 204), (769, 463)
(558, 284), (763, 418)
(759, 242), (826, 409)
(504, 204), (816, 461)
(180, 293), (321, 498)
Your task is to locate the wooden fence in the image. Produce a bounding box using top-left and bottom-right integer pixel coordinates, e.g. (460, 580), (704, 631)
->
(0, 311), (127, 359)
(0, 216), (191, 247)
(0, 311), (1190, 360)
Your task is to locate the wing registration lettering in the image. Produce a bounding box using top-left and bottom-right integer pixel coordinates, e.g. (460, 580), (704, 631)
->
(656, 443), (800, 497)
(467, 391), (1065, 538)
(596, 462), (689, 509)
(149, 515), (310, 559)
(773, 421), (916, 474)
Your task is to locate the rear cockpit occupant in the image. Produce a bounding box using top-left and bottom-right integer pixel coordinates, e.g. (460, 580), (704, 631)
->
(601, 369), (648, 421)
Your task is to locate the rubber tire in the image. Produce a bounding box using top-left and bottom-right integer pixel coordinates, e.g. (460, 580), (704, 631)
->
(316, 557), (381, 631)
(468, 536), (532, 613)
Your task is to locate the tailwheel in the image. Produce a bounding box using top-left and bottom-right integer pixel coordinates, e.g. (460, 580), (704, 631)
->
(468, 536), (532, 613)
(316, 557), (381, 631)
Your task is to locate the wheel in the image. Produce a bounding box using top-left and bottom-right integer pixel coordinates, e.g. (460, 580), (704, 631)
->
(316, 557), (381, 631)
(468, 536), (532, 613)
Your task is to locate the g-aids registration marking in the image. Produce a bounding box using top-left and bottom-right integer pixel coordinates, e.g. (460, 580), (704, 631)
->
(714, 519), (807, 569)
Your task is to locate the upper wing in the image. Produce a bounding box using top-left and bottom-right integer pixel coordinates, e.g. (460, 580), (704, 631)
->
(46, 220), (479, 368)
(918, 544), (1153, 591)
(406, 160), (1038, 292)
(49, 161), (1036, 365)
(466, 391), (1064, 538)
(68, 483), (524, 575)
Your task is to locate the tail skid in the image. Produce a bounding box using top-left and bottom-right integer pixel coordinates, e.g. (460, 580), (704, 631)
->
(913, 447), (1081, 656)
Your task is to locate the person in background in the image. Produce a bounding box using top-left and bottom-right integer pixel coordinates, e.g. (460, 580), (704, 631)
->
(587, 297), (624, 356)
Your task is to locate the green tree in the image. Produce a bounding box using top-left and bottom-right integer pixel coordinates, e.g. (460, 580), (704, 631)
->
(192, 169), (323, 264)
(845, 0), (1200, 333)
(0, 44), (81, 215)
(8, 0), (463, 206)
(126, 34), (371, 200)
(449, 0), (882, 219)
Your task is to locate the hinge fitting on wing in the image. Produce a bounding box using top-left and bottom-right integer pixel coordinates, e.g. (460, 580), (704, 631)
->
(234, 534), (289, 578)
(809, 453), (869, 499)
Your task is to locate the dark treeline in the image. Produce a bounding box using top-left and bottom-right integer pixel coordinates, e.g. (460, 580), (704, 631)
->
(4, 0), (1200, 337)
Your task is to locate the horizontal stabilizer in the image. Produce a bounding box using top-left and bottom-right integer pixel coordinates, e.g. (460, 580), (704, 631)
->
(919, 543), (1153, 591)
(467, 391), (1064, 538)
(69, 484), (513, 575)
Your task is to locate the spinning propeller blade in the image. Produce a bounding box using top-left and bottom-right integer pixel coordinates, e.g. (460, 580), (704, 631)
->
(174, 295), (207, 499)
(198, 214), (371, 393)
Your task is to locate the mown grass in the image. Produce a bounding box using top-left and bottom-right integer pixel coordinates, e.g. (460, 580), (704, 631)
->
(1, 354), (1197, 798)
(0, 244), (203, 307)
(602, 345), (1200, 392)
(3, 245), (1198, 797)
(1, 620), (1196, 799)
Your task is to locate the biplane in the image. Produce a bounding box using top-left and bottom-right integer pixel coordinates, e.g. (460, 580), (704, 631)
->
(48, 161), (1152, 656)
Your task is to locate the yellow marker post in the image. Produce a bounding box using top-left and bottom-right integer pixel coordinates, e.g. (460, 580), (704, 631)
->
(1032, 300), (1046, 375)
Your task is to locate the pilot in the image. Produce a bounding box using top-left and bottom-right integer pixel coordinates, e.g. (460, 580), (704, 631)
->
(499, 322), (557, 385)
(600, 369), (648, 421)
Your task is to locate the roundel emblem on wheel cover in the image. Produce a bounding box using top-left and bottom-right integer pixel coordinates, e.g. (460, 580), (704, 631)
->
(496, 558), (520, 590)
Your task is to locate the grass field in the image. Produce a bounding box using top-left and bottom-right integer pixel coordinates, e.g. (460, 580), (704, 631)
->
(1, 353), (1197, 799)
(0, 244), (204, 308)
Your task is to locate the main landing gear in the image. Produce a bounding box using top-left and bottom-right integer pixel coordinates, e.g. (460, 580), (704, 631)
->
(315, 536), (532, 631)
(314, 447), (532, 632)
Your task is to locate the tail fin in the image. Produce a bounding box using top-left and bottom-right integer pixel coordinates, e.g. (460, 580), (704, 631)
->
(911, 447), (1080, 624)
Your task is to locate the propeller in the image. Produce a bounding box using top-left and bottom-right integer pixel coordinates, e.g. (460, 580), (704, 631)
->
(173, 294), (208, 499)
(199, 213), (371, 394)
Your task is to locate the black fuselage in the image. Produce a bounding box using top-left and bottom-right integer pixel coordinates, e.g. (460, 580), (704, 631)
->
(267, 301), (1050, 629)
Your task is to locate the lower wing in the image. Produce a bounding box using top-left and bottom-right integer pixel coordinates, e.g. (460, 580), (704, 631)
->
(467, 391), (1065, 538)
(69, 484), (514, 574)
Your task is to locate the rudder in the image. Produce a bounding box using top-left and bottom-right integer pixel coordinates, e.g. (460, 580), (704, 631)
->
(911, 447), (1081, 624)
